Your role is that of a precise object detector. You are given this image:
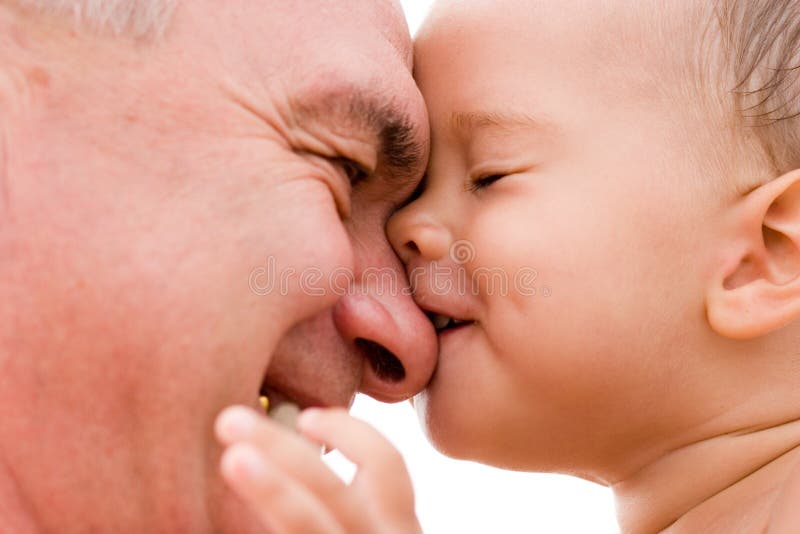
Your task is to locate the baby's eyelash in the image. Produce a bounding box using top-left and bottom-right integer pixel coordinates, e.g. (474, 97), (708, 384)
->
(468, 174), (505, 192)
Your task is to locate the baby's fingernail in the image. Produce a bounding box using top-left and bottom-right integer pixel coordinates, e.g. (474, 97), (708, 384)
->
(222, 444), (267, 481)
(216, 406), (258, 442)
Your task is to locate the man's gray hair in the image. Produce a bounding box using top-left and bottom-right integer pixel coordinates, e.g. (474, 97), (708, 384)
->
(17, 0), (178, 38)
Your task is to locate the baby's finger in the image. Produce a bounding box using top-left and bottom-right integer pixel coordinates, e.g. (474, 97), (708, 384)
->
(221, 442), (347, 534)
(215, 406), (357, 519)
(298, 408), (416, 510)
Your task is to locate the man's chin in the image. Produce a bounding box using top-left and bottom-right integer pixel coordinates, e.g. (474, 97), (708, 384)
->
(208, 478), (273, 534)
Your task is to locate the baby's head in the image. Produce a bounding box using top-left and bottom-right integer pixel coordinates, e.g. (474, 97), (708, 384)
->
(387, 0), (800, 478)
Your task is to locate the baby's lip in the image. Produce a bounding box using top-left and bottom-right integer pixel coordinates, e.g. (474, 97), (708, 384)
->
(415, 294), (474, 319)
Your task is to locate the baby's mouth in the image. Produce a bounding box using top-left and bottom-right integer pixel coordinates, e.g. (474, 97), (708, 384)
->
(428, 313), (475, 334)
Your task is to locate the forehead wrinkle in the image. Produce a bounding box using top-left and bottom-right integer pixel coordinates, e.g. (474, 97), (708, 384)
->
(374, 0), (413, 68)
(362, 0), (415, 67)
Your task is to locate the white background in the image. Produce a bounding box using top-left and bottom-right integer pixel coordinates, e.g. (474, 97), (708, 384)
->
(324, 2), (622, 533)
(326, 398), (620, 534)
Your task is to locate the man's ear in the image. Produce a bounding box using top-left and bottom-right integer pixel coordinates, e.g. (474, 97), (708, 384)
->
(707, 169), (800, 340)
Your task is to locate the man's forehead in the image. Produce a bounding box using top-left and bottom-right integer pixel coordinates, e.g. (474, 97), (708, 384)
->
(373, 0), (413, 68)
(239, 0), (412, 70)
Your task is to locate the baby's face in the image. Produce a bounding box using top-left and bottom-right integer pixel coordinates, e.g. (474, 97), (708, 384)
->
(389, 0), (734, 473)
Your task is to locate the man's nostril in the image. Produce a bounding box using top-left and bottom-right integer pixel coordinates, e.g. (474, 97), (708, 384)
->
(355, 338), (406, 383)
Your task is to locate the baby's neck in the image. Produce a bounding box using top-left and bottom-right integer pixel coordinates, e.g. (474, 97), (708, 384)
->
(613, 417), (800, 533)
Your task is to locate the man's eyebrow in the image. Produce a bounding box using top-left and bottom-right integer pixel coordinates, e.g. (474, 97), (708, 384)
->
(292, 87), (426, 180)
(450, 110), (557, 135)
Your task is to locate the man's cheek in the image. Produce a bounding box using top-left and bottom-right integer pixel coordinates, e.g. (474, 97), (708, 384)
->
(265, 179), (355, 317)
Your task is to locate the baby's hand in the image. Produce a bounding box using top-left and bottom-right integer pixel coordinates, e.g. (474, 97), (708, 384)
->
(215, 405), (422, 534)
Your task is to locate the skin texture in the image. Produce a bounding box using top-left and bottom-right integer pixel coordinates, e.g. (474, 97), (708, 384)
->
(0, 1), (435, 532)
(382, 0), (800, 532)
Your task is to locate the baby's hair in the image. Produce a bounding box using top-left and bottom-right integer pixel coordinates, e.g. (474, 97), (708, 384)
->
(711, 0), (800, 176)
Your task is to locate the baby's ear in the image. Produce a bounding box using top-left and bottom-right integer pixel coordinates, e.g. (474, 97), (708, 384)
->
(706, 169), (800, 339)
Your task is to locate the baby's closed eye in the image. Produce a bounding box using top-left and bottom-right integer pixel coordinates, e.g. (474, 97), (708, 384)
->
(468, 173), (508, 192)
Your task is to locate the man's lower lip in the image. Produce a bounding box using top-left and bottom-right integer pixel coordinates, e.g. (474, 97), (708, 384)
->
(259, 386), (303, 411)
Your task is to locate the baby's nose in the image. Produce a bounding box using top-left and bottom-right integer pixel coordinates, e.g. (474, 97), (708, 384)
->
(387, 200), (453, 264)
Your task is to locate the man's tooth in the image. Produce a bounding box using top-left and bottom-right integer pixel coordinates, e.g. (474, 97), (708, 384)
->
(259, 395), (269, 413)
(269, 401), (301, 430)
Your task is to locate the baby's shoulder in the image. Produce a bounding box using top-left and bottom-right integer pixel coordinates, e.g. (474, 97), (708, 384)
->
(766, 456), (800, 533)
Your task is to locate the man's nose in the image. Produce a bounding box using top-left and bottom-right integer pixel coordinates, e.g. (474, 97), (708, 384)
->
(334, 261), (438, 403)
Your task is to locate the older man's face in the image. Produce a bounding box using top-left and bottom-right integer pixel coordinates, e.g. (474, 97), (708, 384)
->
(0, 0), (433, 531)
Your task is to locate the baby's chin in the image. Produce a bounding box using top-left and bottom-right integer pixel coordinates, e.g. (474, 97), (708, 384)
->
(414, 382), (584, 473)
(412, 383), (507, 465)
